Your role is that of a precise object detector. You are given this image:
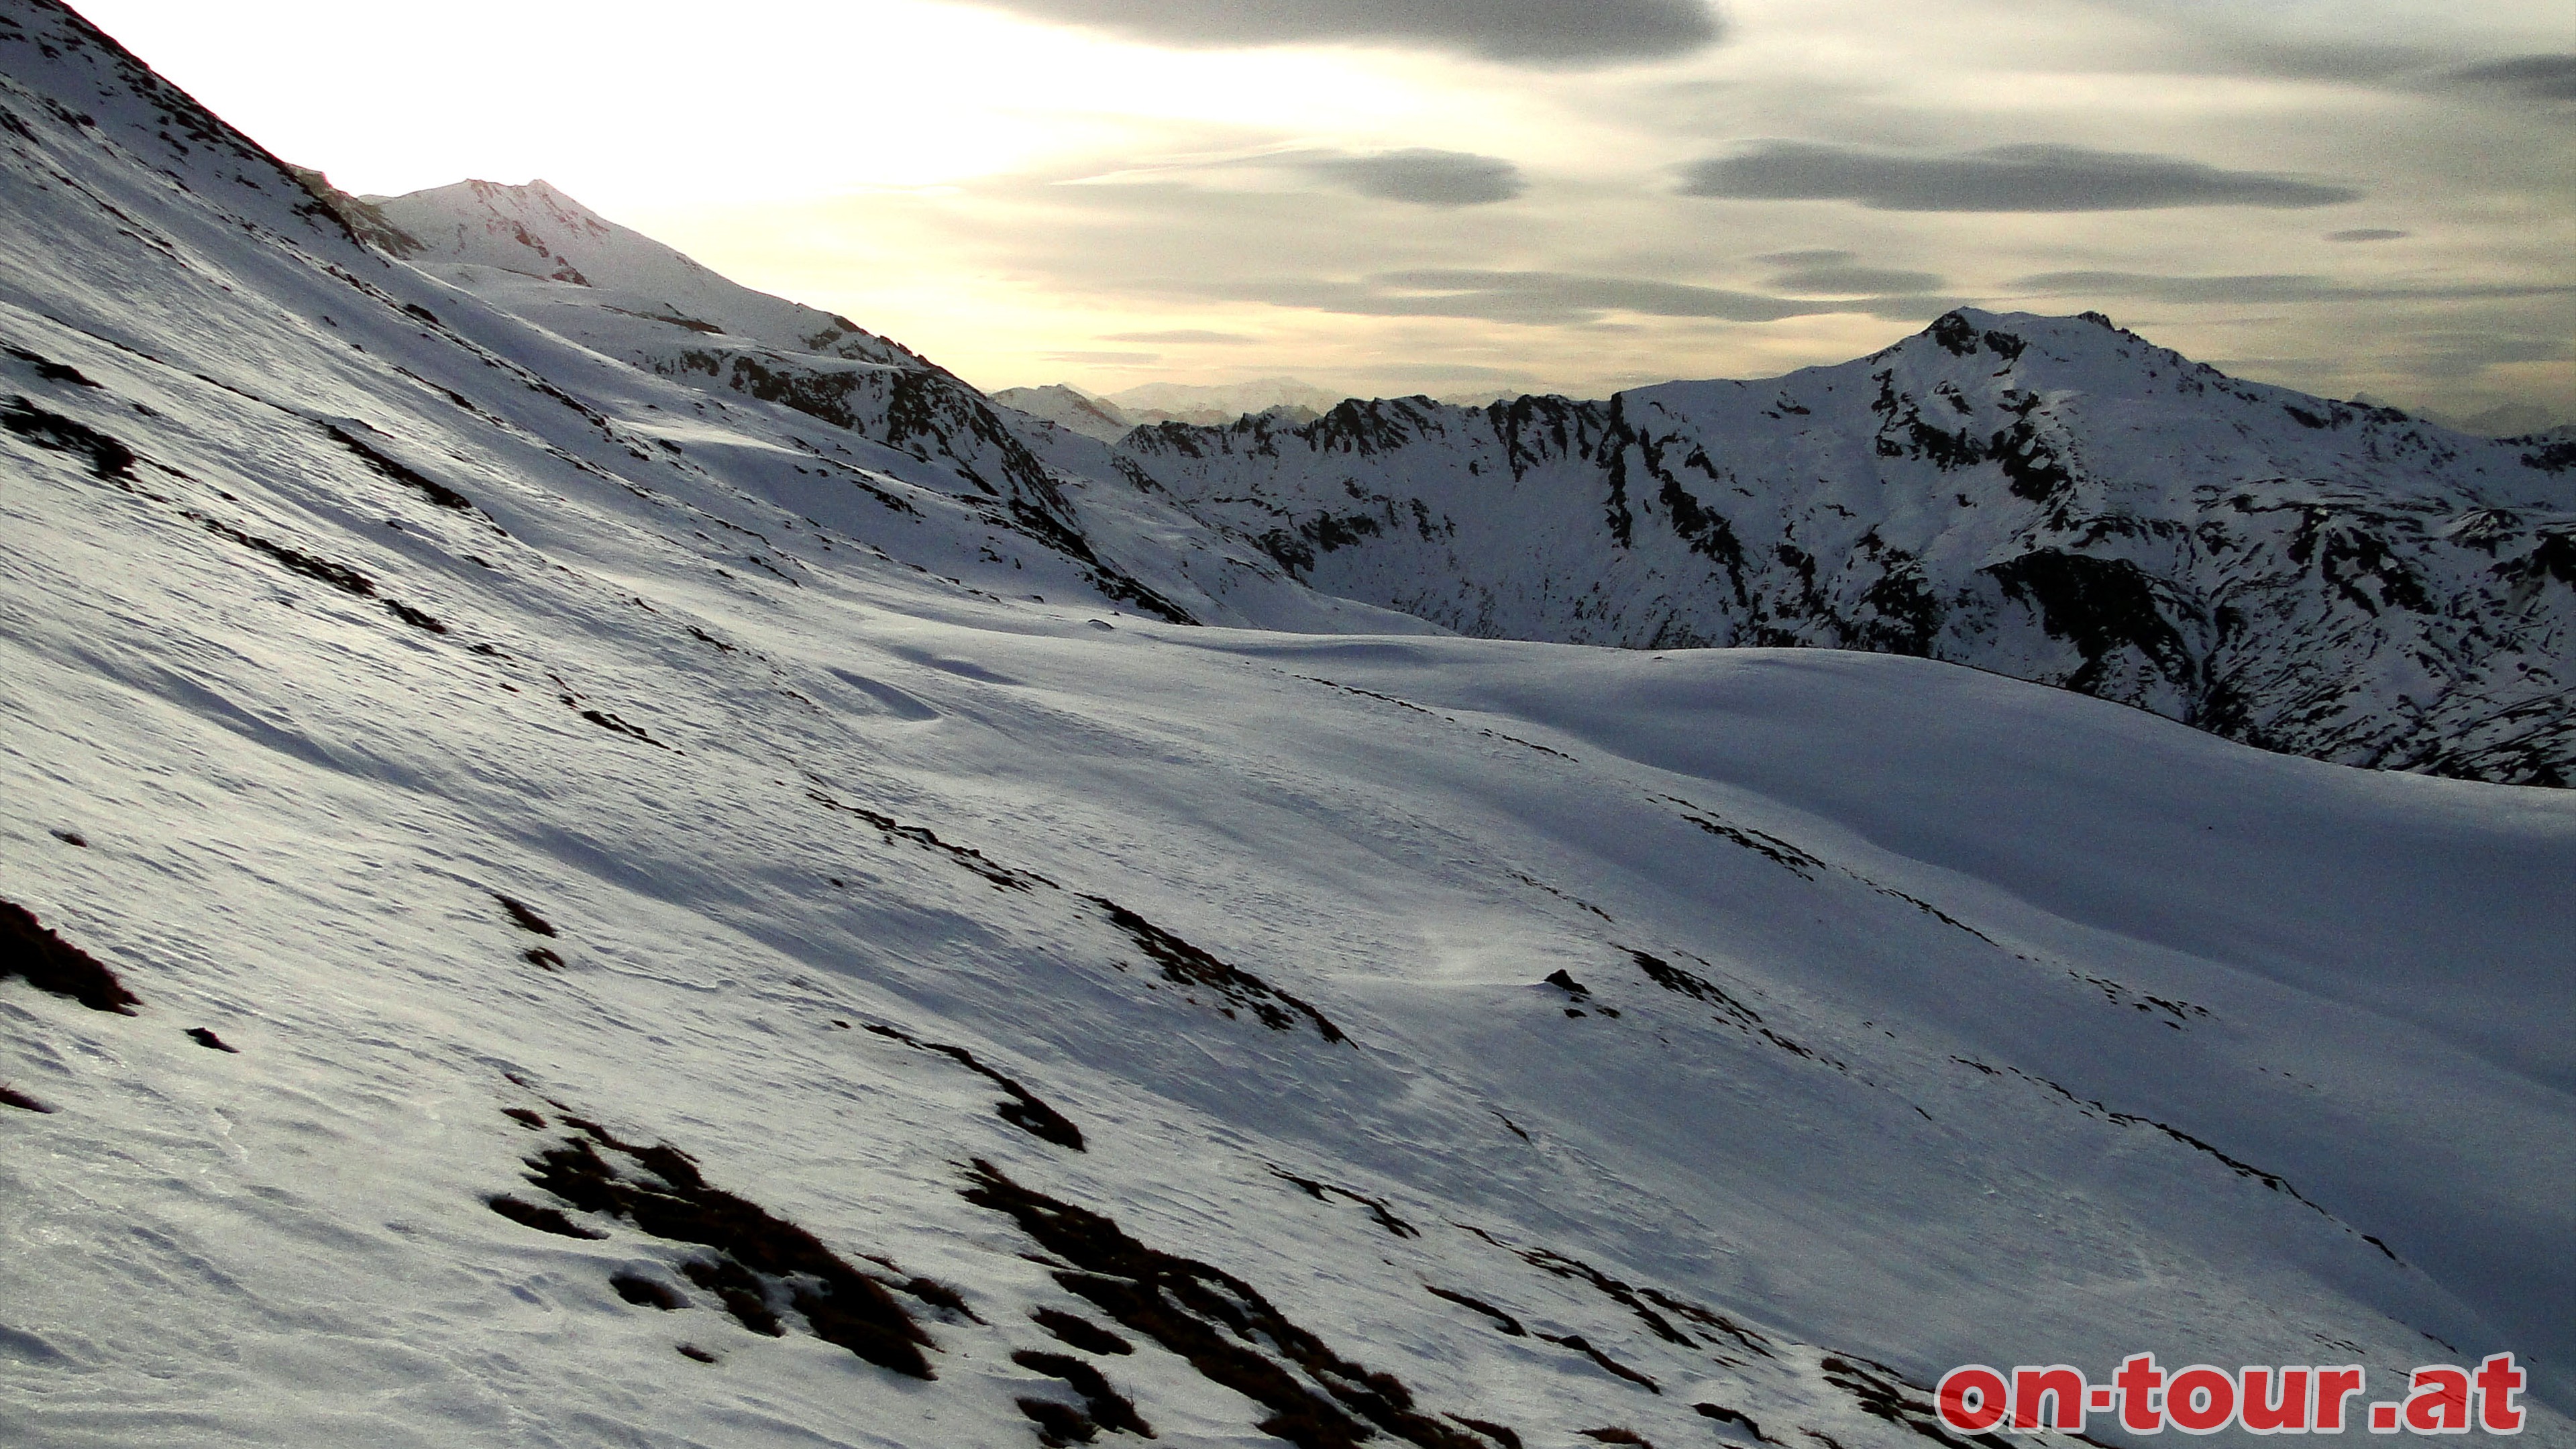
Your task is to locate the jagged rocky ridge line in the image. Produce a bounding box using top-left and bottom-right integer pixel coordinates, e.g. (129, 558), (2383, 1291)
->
(1118, 311), (2576, 786)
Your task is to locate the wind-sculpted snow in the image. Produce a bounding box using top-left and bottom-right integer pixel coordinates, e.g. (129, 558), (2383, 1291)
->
(1, 2), (2573, 1444)
(1123, 313), (2576, 786)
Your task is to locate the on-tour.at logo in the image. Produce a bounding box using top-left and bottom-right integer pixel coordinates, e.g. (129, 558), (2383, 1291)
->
(1935, 1353), (2528, 1436)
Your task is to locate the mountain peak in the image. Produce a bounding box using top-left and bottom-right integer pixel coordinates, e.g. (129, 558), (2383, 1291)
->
(1904, 306), (2146, 362)
(1124, 307), (2576, 784)
(368, 178), (934, 372)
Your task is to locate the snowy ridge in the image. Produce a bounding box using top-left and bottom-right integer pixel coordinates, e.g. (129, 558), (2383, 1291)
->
(1122, 313), (2576, 786)
(361, 174), (1423, 633)
(1, 3), (2572, 1446)
(374, 177), (934, 371)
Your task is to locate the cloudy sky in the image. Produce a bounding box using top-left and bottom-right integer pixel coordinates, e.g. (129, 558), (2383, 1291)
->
(70, 0), (2576, 419)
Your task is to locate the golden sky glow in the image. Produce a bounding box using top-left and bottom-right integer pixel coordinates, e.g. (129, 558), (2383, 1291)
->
(65, 0), (2576, 421)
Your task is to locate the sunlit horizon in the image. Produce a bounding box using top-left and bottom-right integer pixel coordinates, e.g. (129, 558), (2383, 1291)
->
(66, 0), (2576, 421)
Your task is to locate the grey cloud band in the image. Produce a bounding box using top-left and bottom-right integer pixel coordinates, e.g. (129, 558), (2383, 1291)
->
(2451, 54), (2576, 101)
(944, 0), (1723, 65)
(1681, 142), (2361, 212)
(1299, 150), (1525, 207)
(1236, 270), (1938, 327)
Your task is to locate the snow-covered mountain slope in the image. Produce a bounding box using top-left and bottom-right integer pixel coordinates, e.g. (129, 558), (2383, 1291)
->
(3, 3), (2572, 1446)
(1122, 315), (2576, 786)
(374, 177), (931, 370)
(356, 174), (1424, 636)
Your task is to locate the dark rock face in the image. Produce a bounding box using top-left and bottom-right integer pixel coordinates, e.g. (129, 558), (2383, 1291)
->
(636, 347), (1195, 625)
(1, 900), (140, 1014)
(1120, 311), (2576, 786)
(1983, 551), (2196, 697)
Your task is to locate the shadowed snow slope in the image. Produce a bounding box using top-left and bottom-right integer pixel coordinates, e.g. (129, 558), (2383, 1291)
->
(0, 3), (2570, 1446)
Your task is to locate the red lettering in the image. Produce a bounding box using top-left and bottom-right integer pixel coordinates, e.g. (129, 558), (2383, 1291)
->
(1939, 1365), (2009, 1434)
(2169, 1365), (2239, 1435)
(2475, 1354), (2526, 1434)
(2015, 1365), (2088, 1431)
(1931, 1356), (2506, 1439)
(2243, 1366), (2312, 1434)
(2316, 1366), (2367, 1433)
(2118, 1353), (2169, 1434)
(2405, 1367), (2471, 1435)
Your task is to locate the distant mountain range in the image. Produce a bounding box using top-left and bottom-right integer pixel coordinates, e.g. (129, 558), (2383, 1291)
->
(995, 378), (1336, 441)
(2353, 392), (2567, 439)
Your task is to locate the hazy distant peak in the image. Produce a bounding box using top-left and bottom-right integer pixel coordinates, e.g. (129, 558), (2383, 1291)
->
(2352, 392), (2565, 439)
(994, 384), (1139, 441)
(998, 378), (1343, 437)
(1110, 375), (1339, 407)
(1106, 376), (1347, 425)
(2451, 400), (2564, 437)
